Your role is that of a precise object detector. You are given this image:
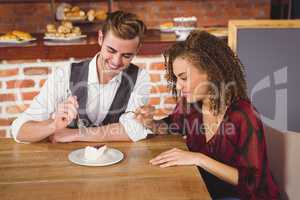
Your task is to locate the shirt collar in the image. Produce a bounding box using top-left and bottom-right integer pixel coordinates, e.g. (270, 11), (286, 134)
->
(88, 53), (122, 85)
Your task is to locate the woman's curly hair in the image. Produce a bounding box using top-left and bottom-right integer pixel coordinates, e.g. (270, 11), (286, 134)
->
(164, 30), (249, 115)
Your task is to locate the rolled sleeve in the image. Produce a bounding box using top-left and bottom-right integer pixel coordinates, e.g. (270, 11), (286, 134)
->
(119, 113), (152, 142)
(10, 93), (52, 143)
(11, 114), (31, 144)
(119, 68), (152, 142)
(11, 104), (51, 143)
(10, 65), (70, 143)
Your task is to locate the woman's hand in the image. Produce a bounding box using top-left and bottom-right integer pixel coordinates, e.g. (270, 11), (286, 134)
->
(134, 105), (155, 130)
(150, 148), (202, 168)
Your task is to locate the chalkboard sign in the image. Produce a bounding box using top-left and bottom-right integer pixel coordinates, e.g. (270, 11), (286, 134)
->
(228, 20), (300, 132)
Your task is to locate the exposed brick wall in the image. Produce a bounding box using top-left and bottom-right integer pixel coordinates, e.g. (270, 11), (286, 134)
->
(0, 0), (270, 33)
(0, 2), (108, 33)
(116, 0), (271, 28)
(0, 56), (175, 138)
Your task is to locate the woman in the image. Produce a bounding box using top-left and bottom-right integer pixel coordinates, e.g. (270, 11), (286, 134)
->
(136, 31), (280, 199)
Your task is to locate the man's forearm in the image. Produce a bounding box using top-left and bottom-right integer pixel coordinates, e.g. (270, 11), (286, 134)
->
(17, 119), (56, 143)
(76, 123), (131, 142)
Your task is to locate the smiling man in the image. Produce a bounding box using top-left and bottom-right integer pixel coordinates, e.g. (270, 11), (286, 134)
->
(11, 11), (152, 143)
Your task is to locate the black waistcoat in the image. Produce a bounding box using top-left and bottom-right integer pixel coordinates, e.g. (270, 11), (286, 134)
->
(68, 59), (139, 128)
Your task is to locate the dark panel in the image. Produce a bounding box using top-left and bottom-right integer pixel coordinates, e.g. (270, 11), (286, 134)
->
(237, 28), (300, 132)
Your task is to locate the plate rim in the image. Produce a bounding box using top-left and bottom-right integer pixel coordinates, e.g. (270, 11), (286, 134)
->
(0, 38), (36, 44)
(68, 147), (124, 167)
(43, 35), (87, 41)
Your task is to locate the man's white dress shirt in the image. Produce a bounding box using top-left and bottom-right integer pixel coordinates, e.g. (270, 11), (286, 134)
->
(11, 54), (152, 143)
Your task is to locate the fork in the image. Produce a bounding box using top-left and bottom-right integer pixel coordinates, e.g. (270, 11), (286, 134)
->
(66, 89), (87, 131)
(77, 117), (85, 129)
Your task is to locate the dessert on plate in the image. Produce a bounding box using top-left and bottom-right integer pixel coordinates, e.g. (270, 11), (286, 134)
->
(84, 145), (107, 161)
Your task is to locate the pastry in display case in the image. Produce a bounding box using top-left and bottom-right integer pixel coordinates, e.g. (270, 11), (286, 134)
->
(173, 16), (198, 28)
(173, 16), (198, 41)
(0, 30), (35, 43)
(159, 22), (174, 32)
(87, 9), (107, 22)
(56, 3), (86, 21)
(56, 3), (107, 23)
(44, 21), (86, 41)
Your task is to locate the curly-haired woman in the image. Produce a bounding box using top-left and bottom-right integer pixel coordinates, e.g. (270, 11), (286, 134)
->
(135, 30), (280, 199)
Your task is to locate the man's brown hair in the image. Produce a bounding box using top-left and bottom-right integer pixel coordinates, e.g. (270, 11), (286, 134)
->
(102, 10), (147, 43)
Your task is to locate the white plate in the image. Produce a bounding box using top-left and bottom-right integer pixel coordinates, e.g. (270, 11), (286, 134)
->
(0, 38), (36, 44)
(44, 35), (87, 41)
(68, 147), (124, 167)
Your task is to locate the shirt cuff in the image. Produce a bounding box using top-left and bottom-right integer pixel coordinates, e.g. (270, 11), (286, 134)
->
(11, 115), (31, 144)
(119, 112), (152, 142)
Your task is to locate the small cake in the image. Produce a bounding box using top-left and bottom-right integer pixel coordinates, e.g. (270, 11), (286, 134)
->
(160, 22), (174, 31)
(173, 16), (197, 28)
(84, 145), (107, 161)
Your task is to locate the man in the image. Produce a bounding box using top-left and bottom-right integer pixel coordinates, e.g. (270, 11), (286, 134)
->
(11, 10), (152, 143)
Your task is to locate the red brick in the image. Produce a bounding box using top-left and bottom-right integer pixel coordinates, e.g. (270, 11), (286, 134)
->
(6, 104), (29, 114)
(39, 79), (46, 87)
(21, 92), (39, 100)
(23, 67), (51, 76)
(6, 79), (35, 89)
(0, 118), (16, 126)
(148, 97), (161, 106)
(150, 63), (165, 70)
(0, 3), (52, 33)
(151, 85), (171, 93)
(0, 69), (19, 77)
(150, 74), (161, 83)
(0, 1), (270, 33)
(164, 97), (177, 104)
(0, 93), (16, 102)
(3, 60), (37, 64)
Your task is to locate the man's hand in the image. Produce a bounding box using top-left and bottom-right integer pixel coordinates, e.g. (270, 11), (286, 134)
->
(51, 96), (79, 132)
(134, 105), (155, 130)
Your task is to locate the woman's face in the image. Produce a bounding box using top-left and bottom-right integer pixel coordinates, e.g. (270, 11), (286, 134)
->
(173, 57), (210, 103)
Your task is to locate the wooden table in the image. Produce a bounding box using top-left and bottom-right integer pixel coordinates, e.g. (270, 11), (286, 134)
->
(0, 135), (211, 200)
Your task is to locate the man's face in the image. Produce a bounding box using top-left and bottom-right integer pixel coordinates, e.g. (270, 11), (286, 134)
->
(98, 30), (140, 75)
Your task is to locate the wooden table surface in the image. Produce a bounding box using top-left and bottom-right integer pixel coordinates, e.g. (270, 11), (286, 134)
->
(0, 135), (211, 200)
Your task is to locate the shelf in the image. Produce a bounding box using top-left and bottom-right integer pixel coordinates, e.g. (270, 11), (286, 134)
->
(0, 0), (49, 2)
(0, 31), (176, 60)
(0, 0), (107, 2)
